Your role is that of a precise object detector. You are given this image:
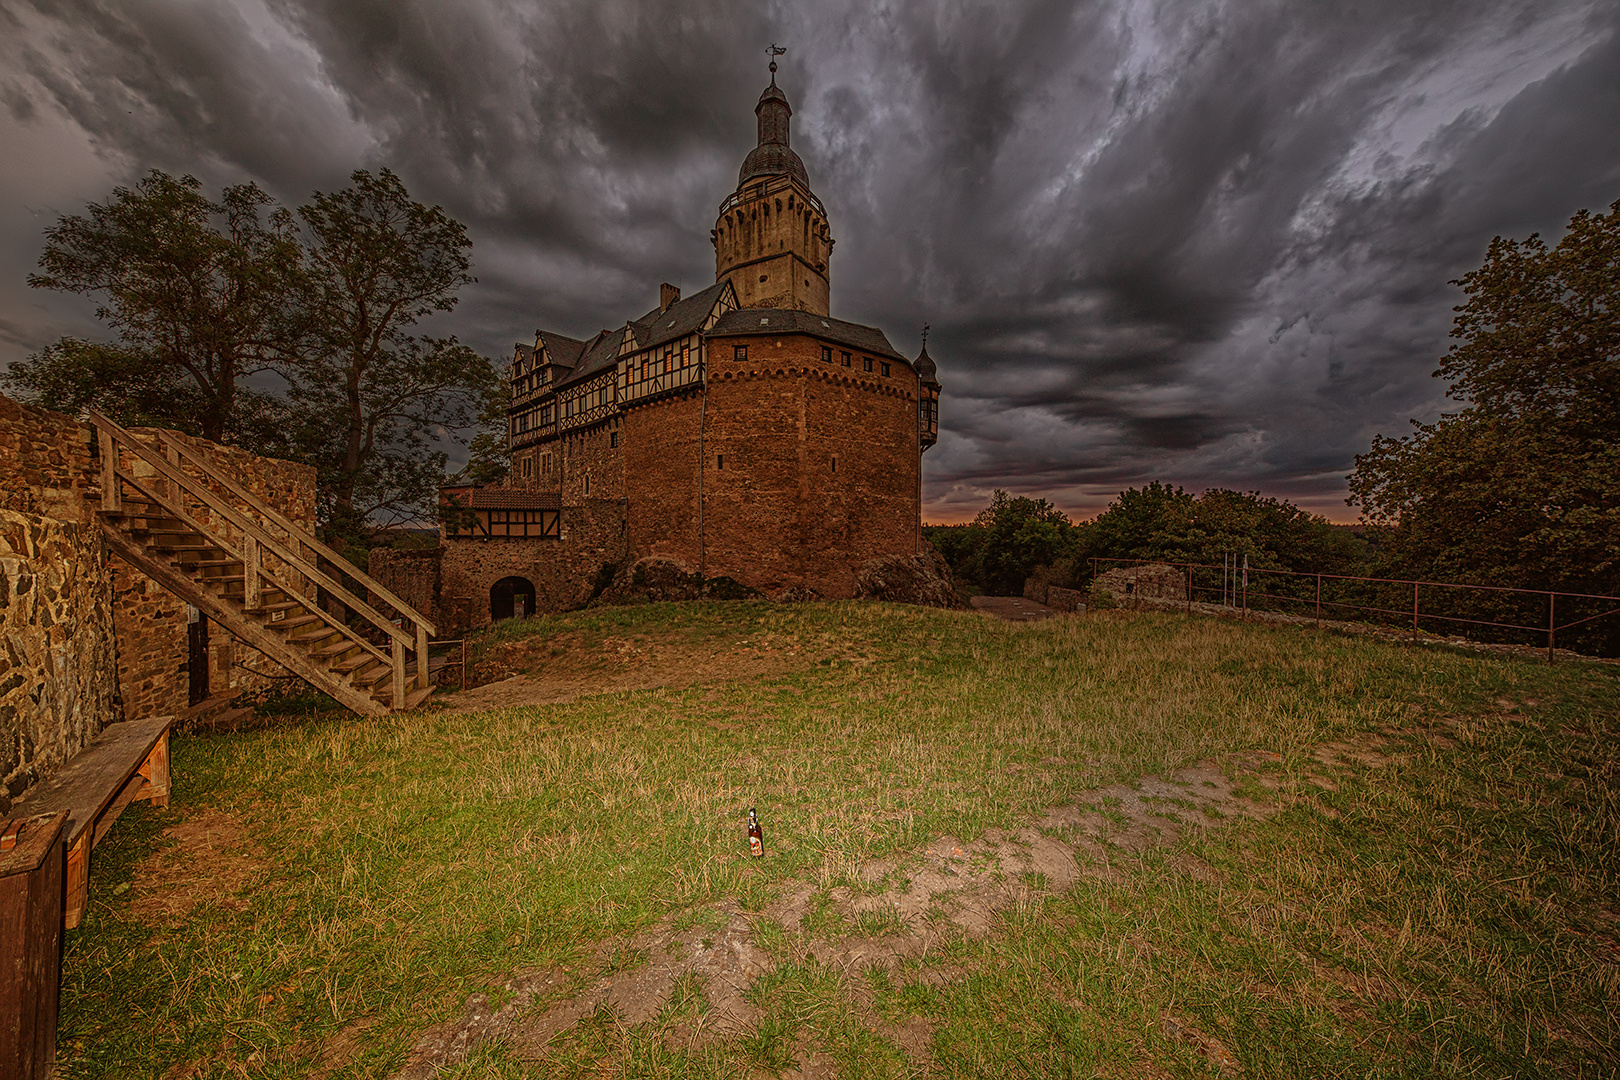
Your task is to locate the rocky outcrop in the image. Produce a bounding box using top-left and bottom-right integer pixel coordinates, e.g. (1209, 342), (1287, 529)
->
(593, 557), (763, 606)
(855, 548), (967, 609)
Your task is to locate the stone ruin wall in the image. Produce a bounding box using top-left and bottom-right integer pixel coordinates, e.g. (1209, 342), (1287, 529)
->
(0, 394), (316, 812)
(0, 396), (116, 814)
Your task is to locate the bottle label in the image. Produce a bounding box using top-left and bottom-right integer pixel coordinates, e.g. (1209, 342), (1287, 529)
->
(749, 835), (763, 857)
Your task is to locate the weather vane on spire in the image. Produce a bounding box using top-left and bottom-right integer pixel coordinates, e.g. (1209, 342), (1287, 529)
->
(921, 323), (930, 348)
(768, 43), (786, 83)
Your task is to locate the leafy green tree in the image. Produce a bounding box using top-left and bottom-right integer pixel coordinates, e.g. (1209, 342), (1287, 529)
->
(964, 490), (1082, 595)
(1348, 199), (1620, 598)
(287, 169), (500, 540)
(1090, 485), (1360, 572)
(9, 171), (302, 445)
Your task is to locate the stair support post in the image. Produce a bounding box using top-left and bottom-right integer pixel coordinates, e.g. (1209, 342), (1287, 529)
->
(98, 429), (119, 512)
(244, 536), (260, 611)
(416, 622), (430, 691)
(391, 638), (407, 709)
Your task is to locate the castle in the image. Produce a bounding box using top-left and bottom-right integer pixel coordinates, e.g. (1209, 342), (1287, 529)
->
(381, 64), (942, 629)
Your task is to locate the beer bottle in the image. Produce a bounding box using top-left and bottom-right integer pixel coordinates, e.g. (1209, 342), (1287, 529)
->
(748, 807), (764, 858)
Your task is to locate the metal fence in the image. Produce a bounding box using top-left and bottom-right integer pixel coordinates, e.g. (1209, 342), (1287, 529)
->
(1087, 556), (1620, 662)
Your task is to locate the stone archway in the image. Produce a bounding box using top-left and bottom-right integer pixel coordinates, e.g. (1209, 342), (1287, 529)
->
(490, 576), (536, 622)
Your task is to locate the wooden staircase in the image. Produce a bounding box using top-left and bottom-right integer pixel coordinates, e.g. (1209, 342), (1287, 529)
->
(87, 411), (436, 716)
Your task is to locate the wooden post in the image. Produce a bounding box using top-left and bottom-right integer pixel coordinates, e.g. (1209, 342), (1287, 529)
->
(97, 429), (119, 512)
(416, 622), (430, 690)
(165, 443), (180, 503)
(0, 811), (66, 1080)
(391, 638), (407, 709)
(461, 639), (468, 691)
(1316, 574), (1322, 628)
(243, 536), (260, 612)
(1412, 581), (1420, 635)
(1547, 592), (1556, 664)
(1186, 566), (1192, 616)
(62, 833), (89, 930)
(137, 732), (170, 808)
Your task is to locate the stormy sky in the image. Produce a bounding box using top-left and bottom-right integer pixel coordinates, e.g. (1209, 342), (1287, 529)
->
(2, 1), (1617, 523)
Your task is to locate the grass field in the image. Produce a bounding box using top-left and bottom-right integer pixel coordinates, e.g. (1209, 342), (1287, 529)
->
(55, 601), (1618, 1078)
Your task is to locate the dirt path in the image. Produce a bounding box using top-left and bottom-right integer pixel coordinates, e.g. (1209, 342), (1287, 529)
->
(970, 595), (1058, 622)
(388, 747), (1309, 1077)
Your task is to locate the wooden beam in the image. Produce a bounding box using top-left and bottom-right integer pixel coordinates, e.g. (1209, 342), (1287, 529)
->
(151, 429), (436, 637)
(100, 527), (389, 716)
(243, 535), (260, 612)
(110, 469), (389, 671)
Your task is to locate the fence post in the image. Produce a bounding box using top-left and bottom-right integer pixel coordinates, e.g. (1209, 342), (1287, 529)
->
(1547, 592), (1556, 664)
(1315, 574), (1322, 628)
(391, 638), (407, 709)
(1412, 581), (1419, 635)
(1186, 565), (1192, 616)
(416, 622), (431, 690)
(244, 535), (260, 611)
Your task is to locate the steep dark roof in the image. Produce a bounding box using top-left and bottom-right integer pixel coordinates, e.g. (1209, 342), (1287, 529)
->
(628, 281), (732, 352)
(442, 487), (560, 510)
(913, 344), (938, 386)
(555, 327), (625, 389)
(706, 309), (909, 364)
(514, 342), (534, 369)
(536, 330), (588, 370)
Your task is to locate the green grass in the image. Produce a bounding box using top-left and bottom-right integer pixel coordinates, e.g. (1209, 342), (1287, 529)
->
(56, 601), (1618, 1077)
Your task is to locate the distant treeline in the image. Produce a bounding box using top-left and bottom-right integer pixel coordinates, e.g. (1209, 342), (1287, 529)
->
(924, 484), (1364, 599)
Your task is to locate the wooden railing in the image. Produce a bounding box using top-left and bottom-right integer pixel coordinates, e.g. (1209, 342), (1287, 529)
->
(87, 410), (436, 704)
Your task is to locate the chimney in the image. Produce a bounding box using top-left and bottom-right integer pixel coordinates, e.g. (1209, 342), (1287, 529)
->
(660, 283), (680, 312)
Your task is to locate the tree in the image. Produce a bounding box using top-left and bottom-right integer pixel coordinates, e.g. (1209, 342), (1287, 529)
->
(11, 171), (302, 444)
(289, 169), (500, 541)
(964, 491), (1081, 595)
(1085, 483), (1361, 574)
(1348, 199), (1620, 598)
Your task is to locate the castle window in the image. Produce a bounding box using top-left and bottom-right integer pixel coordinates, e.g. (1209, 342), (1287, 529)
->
(881, 362), (891, 377)
(610, 431), (618, 448)
(682, 341), (691, 367)
(821, 346), (832, 363)
(522, 458), (532, 478)
(734, 345), (748, 362)
(717, 454), (724, 470)
(831, 456), (838, 472)
(584, 475), (590, 495)
(841, 351), (851, 367)
(863, 357), (873, 372)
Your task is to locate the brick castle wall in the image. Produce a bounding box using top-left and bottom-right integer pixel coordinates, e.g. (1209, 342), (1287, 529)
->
(626, 334), (920, 597)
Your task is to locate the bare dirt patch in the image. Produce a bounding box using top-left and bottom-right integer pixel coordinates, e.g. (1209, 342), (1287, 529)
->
(971, 595), (1059, 622)
(390, 756), (1282, 1076)
(432, 627), (819, 713)
(127, 808), (270, 925)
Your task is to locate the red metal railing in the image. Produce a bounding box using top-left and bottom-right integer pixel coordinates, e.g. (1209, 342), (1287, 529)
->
(1086, 556), (1620, 662)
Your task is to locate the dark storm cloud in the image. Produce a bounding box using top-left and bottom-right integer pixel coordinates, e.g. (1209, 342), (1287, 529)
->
(1, 0), (1615, 521)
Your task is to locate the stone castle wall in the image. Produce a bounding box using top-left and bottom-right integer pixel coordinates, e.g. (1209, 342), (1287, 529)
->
(0, 397), (115, 813)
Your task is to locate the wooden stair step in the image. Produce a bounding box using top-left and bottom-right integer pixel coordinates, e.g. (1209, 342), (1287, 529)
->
(288, 626), (342, 645)
(268, 614), (323, 633)
(400, 685), (434, 711)
(332, 651), (377, 673)
(317, 639), (366, 659)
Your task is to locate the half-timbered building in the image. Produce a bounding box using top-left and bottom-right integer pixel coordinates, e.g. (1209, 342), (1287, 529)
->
(422, 65), (943, 626)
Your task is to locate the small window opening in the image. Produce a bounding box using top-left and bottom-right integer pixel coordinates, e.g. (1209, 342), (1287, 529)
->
(863, 357), (874, 372)
(717, 454), (724, 470)
(610, 431), (618, 448)
(841, 351), (851, 367)
(821, 346), (832, 363)
(831, 456), (838, 473)
(881, 362), (891, 377)
(734, 345), (748, 362)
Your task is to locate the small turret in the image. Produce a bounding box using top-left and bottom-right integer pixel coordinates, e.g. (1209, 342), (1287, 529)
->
(916, 328), (940, 451)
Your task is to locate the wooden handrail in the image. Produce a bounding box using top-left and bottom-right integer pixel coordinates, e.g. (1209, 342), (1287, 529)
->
(86, 411), (417, 650)
(112, 466), (390, 669)
(150, 429), (435, 638)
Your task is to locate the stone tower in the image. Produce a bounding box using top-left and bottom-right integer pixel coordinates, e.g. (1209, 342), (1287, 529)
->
(711, 67), (833, 314)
